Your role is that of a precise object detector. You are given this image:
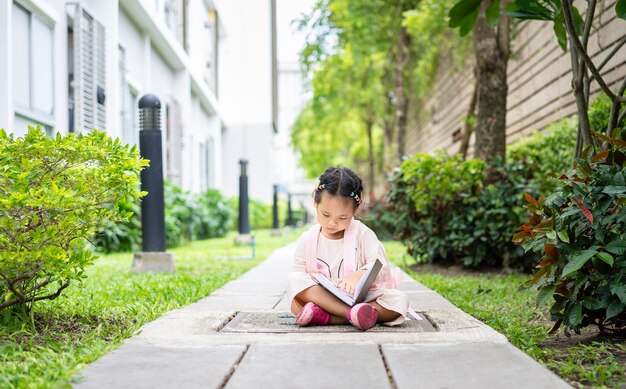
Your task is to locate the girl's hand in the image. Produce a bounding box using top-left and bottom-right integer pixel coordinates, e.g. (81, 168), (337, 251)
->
(335, 270), (365, 295)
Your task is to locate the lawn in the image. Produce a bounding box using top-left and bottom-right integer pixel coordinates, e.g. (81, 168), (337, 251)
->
(384, 240), (626, 389)
(0, 228), (302, 389)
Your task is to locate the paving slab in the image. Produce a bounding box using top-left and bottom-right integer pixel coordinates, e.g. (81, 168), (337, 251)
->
(406, 290), (459, 310)
(225, 343), (391, 389)
(211, 280), (287, 296)
(74, 343), (246, 389)
(382, 342), (572, 389)
(183, 294), (281, 311)
(73, 240), (570, 389)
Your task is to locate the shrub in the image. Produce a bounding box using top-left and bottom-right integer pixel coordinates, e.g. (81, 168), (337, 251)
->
(507, 118), (577, 195)
(514, 135), (626, 333)
(0, 127), (147, 313)
(358, 197), (397, 241)
(95, 184), (234, 252)
(195, 189), (233, 239)
(385, 152), (537, 269)
(227, 197), (291, 230)
(92, 197), (141, 253)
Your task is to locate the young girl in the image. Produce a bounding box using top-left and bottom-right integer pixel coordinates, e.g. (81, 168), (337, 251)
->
(287, 166), (409, 331)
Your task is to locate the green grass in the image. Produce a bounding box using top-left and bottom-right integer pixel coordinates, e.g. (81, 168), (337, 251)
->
(384, 240), (626, 389)
(0, 228), (302, 389)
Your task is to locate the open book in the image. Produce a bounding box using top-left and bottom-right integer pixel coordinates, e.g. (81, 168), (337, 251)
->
(312, 259), (383, 306)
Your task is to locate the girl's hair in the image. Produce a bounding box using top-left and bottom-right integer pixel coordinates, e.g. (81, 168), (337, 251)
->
(314, 166), (364, 209)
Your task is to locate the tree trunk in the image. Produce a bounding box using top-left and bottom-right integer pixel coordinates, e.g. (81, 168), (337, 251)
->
(365, 116), (375, 193)
(458, 77), (478, 159)
(472, 1), (510, 162)
(394, 26), (410, 161)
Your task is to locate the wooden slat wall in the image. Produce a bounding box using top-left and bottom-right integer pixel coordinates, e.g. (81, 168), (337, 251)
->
(405, 3), (626, 157)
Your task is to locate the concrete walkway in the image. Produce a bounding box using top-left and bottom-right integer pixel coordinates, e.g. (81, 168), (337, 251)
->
(74, 243), (571, 389)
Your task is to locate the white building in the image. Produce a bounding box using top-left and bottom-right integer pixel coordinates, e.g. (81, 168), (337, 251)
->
(1, 0), (222, 194)
(0, 0), (313, 204)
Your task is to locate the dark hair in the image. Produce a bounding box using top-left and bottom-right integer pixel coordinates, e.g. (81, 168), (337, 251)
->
(314, 166), (364, 209)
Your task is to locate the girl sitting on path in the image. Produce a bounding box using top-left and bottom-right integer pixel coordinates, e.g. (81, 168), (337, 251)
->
(287, 166), (409, 331)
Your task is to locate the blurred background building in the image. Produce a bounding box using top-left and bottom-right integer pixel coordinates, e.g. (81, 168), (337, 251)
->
(0, 0), (313, 204)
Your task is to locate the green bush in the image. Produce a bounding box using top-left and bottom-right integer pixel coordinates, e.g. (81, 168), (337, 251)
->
(589, 94), (626, 136)
(507, 118), (577, 195)
(0, 127), (147, 313)
(195, 189), (234, 239)
(385, 152), (537, 269)
(95, 184), (233, 252)
(358, 197), (398, 241)
(227, 197), (292, 230)
(92, 197), (141, 253)
(514, 138), (626, 333)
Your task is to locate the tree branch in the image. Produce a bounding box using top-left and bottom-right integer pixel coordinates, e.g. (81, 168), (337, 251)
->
(561, 0), (624, 102)
(597, 36), (626, 73)
(608, 76), (626, 133)
(31, 281), (69, 303)
(0, 297), (22, 311)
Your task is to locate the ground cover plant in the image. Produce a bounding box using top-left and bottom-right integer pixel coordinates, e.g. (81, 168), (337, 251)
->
(0, 228), (302, 388)
(383, 240), (626, 388)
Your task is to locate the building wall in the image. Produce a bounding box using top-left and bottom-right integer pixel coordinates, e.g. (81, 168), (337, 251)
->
(216, 0), (274, 203)
(406, 3), (626, 157)
(0, 0), (223, 194)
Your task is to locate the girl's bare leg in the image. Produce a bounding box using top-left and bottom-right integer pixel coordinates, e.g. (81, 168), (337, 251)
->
(369, 301), (401, 322)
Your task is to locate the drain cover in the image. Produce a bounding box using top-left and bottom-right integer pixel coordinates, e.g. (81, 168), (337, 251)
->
(220, 310), (436, 333)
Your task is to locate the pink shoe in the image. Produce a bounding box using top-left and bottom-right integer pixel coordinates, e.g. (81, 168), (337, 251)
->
(347, 303), (378, 331)
(295, 302), (330, 326)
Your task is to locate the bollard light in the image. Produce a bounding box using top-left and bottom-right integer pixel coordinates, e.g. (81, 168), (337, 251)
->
(131, 94), (174, 272)
(271, 184), (282, 236)
(234, 159), (252, 244)
(138, 94), (165, 252)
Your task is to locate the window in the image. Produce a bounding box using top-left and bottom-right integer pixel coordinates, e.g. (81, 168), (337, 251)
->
(12, 2), (54, 136)
(165, 100), (183, 186)
(119, 46), (139, 145)
(70, 4), (106, 134)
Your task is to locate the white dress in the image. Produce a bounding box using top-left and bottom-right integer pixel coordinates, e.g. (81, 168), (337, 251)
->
(286, 223), (408, 326)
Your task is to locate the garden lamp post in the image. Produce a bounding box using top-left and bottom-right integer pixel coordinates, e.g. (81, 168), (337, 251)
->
(131, 94), (175, 272)
(271, 184), (282, 236)
(235, 159), (253, 244)
(286, 192), (293, 227)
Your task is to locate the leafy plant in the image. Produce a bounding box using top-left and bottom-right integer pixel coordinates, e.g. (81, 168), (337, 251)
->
(507, 118), (577, 195)
(92, 197), (141, 253)
(514, 134), (626, 333)
(0, 127), (147, 314)
(386, 151), (537, 269)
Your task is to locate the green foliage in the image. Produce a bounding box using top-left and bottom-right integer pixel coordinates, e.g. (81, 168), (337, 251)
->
(401, 151), (486, 213)
(505, 1), (583, 51)
(92, 197), (141, 253)
(589, 93), (626, 136)
(386, 151), (537, 269)
(0, 229), (302, 387)
(448, 0), (482, 36)
(293, 0), (464, 180)
(227, 197), (291, 230)
(388, 249), (626, 389)
(507, 118), (577, 195)
(403, 0), (467, 101)
(617, 0), (626, 20)
(514, 139), (626, 333)
(95, 184), (233, 252)
(0, 127), (147, 313)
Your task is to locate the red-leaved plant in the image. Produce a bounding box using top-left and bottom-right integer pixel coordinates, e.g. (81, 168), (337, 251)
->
(513, 133), (626, 334)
